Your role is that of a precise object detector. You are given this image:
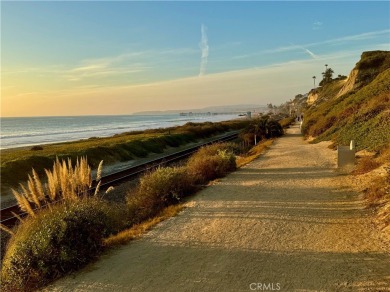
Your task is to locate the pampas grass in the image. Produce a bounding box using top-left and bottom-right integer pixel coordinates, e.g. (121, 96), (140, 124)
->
(11, 157), (101, 216)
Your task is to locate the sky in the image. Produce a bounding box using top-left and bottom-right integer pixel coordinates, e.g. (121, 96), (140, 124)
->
(1, 1), (389, 117)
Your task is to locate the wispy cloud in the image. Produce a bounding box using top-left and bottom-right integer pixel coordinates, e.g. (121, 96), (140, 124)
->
(2, 66), (65, 75)
(303, 47), (318, 59)
(199, 24), (209, 77)
(232, 29), (389, 60)
(4, 47), (379, 117)
(290, 43), (318, 59)
(65, 52), (150, 81)
(301, 29), (389, 50)
(66, 48), (199, 81)
(312, 21), (323, 30)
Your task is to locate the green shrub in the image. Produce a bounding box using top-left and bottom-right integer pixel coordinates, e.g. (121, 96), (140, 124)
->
(127, 166), (195, 218)
(278, 117), (295, 128)
(138, 167), (194, 206)
(265, 120), (284, 138)
(303, 68), (390, 151)
(187, 144), (236, 184)
(1, 119), (250, 193)
(126, 143), (237, 222)
(1, 198), (127, 291)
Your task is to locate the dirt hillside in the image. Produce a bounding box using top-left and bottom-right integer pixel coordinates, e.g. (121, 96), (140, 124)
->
(46, 124), (390, 292)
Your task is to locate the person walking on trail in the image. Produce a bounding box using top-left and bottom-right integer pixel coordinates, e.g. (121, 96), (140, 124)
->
(299, 115), (304, 132)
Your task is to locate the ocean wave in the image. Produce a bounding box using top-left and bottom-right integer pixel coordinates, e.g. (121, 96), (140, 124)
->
(0, 114), (238, 149)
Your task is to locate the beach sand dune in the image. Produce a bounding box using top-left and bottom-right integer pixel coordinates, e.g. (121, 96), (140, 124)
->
(46, 124), (390, 291)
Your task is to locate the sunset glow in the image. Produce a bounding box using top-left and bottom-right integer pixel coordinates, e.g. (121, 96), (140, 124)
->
(2, 1), (389, 117)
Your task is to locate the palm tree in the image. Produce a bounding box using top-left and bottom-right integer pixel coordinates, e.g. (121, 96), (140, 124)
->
(312, 76), (316, 88)
(320, 68), (334, 85)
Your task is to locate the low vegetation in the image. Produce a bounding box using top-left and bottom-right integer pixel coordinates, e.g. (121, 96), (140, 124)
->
(127, 166), (196, 218)
(0, 141), (245, 291)
(302, 53), (390, 152)
(1, 113), (282, 291)
(236, 139), (274, 167)
(301, 50), (390, 234)
(278, 116), (296, 128)
(352, 156), (381, 175)
(186, 143), (237, 184)
(239, 116), (284, 148)
(1, 158), (118, 291)
(364, 173), (390, 208)
(1, 119), (251, 194)
(1, 198), (127, 291)
(9, 157), (102, 217)
(103, 204), (185, 247)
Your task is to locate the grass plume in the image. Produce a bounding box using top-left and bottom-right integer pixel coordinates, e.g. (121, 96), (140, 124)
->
(11, 157), (100, 216)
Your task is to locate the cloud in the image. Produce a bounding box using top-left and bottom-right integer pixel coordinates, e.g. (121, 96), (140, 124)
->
(65, 52), (150, 81)
(272, 30), (390, 52)
(289, 43), (318, 59)
(199, 24), (209, 76)
(65, 48), (199, 81)
(5, 46), (381, 117)
(303, 48), (318, 59)
(312, 21), (323, 30)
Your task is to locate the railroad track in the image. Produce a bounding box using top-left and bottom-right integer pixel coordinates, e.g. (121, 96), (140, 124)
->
(0, 132), (239, 228)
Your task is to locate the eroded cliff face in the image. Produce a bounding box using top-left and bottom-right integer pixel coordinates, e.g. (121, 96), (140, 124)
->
(293, 51), (389, 109)
(307, 91), (319, 105)
(337, 69), (359, 98)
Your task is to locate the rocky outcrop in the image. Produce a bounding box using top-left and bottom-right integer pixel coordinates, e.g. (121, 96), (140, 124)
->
(337, 51), (390, 98)
(307, 90), (319, 105)
(336, 69), (359, 98)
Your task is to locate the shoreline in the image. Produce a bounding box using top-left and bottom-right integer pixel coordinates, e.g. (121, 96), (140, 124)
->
(0, 132), (235, 207)
(1, 114), (243, 151)
(1, 118), (250, 199)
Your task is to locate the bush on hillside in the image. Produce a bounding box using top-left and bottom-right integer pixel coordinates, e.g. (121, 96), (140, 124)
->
(187, 144), (236, 184)
(353, 157), (381, 175)
(126, 143), (237, 220)
(364, 173), (390, 208)
(1, 198), (127, 291)
(9, 157), (107, 219)
(1, 119), (251, 192)
(128, 166), (196, 217)
(303, 69), (390, 151)
(278, 117), (296, 128)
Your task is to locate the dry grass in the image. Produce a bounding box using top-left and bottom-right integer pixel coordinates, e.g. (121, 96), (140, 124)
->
(1, 198), (127, 292)
(186, 143), (236, 184)
(352, 156), (381, 175)
(236, 139), (274, 167)
(9, 157), (111, 218)
(364, 172), (390, 208)
(103, 204), (185, 247)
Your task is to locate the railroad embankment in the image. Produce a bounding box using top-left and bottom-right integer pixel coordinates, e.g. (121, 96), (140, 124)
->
(0, 119), (250, 196)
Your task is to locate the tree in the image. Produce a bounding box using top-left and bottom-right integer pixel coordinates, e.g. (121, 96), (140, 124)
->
(240, 115), (284, 147)
(320, 68), (334, 86)
(265, 120), (283, 138)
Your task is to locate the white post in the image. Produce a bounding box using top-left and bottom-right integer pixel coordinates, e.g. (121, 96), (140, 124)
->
(350, 140), (355, 150)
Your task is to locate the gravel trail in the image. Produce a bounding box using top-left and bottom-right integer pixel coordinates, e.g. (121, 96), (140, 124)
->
(47, 124), (390, 292)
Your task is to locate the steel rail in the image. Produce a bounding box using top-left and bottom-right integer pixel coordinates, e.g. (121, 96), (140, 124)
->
(0, 132), (239, 228)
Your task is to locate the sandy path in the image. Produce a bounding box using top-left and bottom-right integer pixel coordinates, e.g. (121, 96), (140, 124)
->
(47, 124), (390, 292)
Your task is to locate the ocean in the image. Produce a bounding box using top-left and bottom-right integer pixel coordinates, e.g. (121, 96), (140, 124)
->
(0, 114), (239, 150)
